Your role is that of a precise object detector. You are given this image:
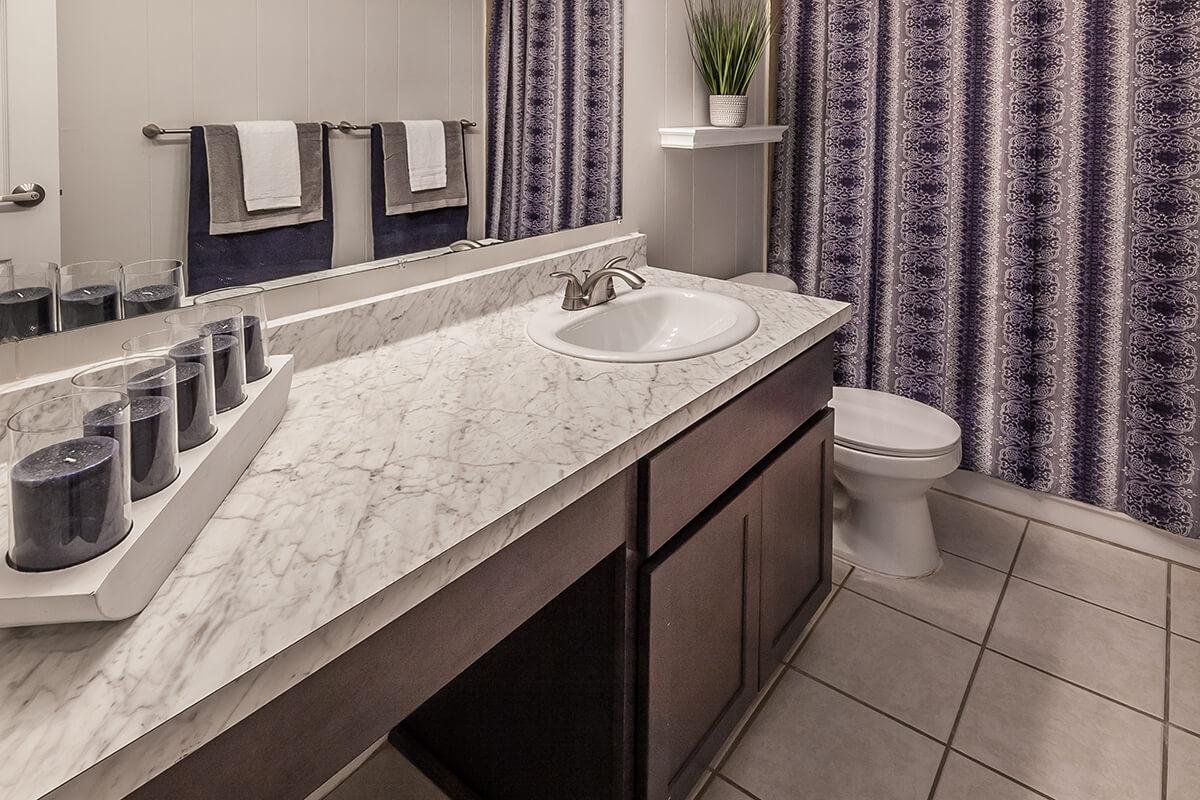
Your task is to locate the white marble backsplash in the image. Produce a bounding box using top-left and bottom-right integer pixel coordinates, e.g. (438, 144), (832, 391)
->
(0, 233), (848, 800)
(0, 235), (648, 434)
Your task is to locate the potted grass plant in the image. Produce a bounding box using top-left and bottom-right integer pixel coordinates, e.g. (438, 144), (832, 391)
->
(685, 0), (773, 128)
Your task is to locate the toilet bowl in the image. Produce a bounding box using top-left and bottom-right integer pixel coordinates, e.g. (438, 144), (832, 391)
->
(830, 387), (962, 578)
(729, 272), (800, 293)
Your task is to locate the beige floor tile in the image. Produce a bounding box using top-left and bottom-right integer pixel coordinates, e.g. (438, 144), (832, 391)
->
(954, 652), (1163, 800)
(929, 492), (1027, 572)
(1014, 523), (1167, 626)
(1168, 726), (1200, 800)
(795, 591), (979, 740)
(698, 775), (755, 800)
(326, 745), (449, 800)
(832, 557), (852, 585)
(1171, 635), (1200, 735)
(722, 670), (943, 800)
(846, 552), (1007, 642)
(1171, 565), (1200, 643)
(989, 577), (1167, 716)
(932, 752), (1043, 800)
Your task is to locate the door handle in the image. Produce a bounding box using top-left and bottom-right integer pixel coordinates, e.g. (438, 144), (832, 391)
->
(0, 183), (46, 208)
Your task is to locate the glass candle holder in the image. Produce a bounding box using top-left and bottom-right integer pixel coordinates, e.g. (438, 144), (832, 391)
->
(165, 305), (246, 412)
(122, 259), (185, 317)
(0, 261), (57, 341)
(57, 260), (124, 331)
(7, 391), (134, 572)
(193, 286), (271, 381)
(72, 358), (180, 501)
(123, 328), (219, 451)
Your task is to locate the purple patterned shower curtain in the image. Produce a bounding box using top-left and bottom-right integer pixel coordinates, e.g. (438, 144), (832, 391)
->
(486, 0), (624, 240)
(770, 0), (1200, 538)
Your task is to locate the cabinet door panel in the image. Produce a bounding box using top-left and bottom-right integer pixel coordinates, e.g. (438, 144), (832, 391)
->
(641, 480), (761, 800)
(759, 410), (834, 685)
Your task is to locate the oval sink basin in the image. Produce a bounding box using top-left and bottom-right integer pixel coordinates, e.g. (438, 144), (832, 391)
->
(527, 286), (760, 363)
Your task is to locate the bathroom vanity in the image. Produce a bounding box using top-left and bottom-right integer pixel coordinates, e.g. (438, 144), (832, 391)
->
(0, 240), (849, 800)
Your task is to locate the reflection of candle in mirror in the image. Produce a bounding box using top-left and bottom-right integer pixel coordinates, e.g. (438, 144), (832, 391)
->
(59, 284), (120, 330)
(0, 286), (54, 340)
(170, 335), (245, 412)
(205, 316), (269, 381)
(8, 436), (133, 572)
(130, 362), (217, 451)
(84, 398), (179, 501)
(123, 284), (181, 317)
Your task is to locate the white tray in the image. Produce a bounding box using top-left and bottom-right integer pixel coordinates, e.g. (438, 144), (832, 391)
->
(0, 354), (294, 627)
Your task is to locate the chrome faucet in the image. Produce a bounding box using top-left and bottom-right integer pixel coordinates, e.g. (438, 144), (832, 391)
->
(448, 239), (486, 252)
(550, 257), (646, 311)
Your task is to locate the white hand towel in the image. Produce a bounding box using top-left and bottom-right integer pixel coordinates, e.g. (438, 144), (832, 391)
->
(401, 120), (448, 191)
(234, 120), (303, 211)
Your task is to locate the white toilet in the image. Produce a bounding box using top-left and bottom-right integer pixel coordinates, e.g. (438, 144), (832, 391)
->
(830, 387), (962, 578)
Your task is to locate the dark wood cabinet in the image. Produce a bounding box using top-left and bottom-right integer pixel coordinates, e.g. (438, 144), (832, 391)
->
(640, 479), (762, 800)
(639, 385), (835, 800)
(758, 410), (834, 685)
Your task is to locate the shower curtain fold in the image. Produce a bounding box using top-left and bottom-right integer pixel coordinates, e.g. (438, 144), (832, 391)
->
(770, 0), (1200, 538)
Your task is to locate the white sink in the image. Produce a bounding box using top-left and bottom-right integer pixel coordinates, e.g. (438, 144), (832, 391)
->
(526, 286), (760, 363)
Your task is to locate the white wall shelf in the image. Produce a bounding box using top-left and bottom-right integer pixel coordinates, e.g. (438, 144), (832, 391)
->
(659, 125), (788, 150)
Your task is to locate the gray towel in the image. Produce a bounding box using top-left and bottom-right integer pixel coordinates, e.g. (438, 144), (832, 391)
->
(204, 122), (325, 235)
(379, 121), (468, 215)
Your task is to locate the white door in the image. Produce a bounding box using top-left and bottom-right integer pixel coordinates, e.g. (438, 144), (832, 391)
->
(0, 0), (61, 263)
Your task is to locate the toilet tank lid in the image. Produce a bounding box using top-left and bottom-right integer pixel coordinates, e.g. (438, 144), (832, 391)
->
(830, 387), (962, 458)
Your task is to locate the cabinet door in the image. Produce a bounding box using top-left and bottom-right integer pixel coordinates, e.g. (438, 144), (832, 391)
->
(758, 410), (834, 685)
(640, 479), (761, 800)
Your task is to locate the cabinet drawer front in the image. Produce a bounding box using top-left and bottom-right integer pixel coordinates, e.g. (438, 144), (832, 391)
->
(759, 411), (834, 685)
(642, 481), (761, 800)
(643, 337), (833, 557)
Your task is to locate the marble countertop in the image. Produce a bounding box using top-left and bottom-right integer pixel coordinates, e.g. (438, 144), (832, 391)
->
(0, 263), (848, 800)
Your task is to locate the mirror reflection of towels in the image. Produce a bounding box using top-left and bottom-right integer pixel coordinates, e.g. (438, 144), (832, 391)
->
(377, 122), (468, 215)
(234, 120), (303, 210)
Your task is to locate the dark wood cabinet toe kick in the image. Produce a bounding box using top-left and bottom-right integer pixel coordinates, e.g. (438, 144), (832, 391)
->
(130, 338), (836, 800)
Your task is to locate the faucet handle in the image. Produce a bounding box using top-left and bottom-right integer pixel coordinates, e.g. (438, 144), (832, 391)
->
(550, 271), (588, 311)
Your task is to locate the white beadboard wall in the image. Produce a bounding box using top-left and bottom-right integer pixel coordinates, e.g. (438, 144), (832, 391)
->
(623, 0), (773, 281)
(54, 0), (486, 270)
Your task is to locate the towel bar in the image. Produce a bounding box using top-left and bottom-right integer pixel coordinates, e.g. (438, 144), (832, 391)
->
(143, 120), (479, 138)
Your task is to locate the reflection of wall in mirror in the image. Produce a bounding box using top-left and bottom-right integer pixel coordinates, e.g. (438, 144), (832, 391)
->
(53, 0), (487, 271)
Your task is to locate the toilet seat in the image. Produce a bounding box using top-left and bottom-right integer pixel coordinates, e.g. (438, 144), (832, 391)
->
(830, 387), (961, 458)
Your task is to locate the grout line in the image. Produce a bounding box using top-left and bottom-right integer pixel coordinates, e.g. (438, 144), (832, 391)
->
(1172, 629), (1200, 647)
(711, 772), (767, 800)
(1164, 563), (1172, 800)
(839, 585), (983, 646)
(1169, 721), (1200, 739)
(712, 580), (846, 776)
(1005, 573), (1167, 630)
(947, 749), (1057, 800)
(984, 649), (1164, 722)
(924, 521), (1028, 800)
(931, 487), (1200, 571)
(789, 665), (946, 746)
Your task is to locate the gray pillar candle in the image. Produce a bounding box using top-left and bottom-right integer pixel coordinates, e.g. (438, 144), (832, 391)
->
(205, 316), (269, 382)
(170, 335), (244, 412)
(8, 436), (133, 572)
(123, 284), (181, 317)
(59, 284), (120, 330)
(84, 398), (178, 501)
(0, 286), (54, 340)
(131, 362), (216, 451)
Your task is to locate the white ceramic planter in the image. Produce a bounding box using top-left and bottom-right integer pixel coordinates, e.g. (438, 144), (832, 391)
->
(709, 95), (749, 128)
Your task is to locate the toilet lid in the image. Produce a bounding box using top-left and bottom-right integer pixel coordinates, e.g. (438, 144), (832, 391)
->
(830, 387), (962, 458)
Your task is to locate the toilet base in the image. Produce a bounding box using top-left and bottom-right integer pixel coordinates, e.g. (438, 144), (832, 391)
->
(833, 481), (942, 578)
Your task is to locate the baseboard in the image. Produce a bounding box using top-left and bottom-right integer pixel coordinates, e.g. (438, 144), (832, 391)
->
(935, 470), (1200, 570)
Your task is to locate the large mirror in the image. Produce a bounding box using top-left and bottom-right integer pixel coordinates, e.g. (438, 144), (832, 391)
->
(0, 0), (623, 343)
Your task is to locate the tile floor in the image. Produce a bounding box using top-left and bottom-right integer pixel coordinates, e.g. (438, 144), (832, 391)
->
(697, 490), (1200, 800)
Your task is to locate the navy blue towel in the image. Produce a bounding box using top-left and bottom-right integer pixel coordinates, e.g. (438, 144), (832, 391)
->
(186, 125), (334, 295)
(370, 125), (469, 260)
